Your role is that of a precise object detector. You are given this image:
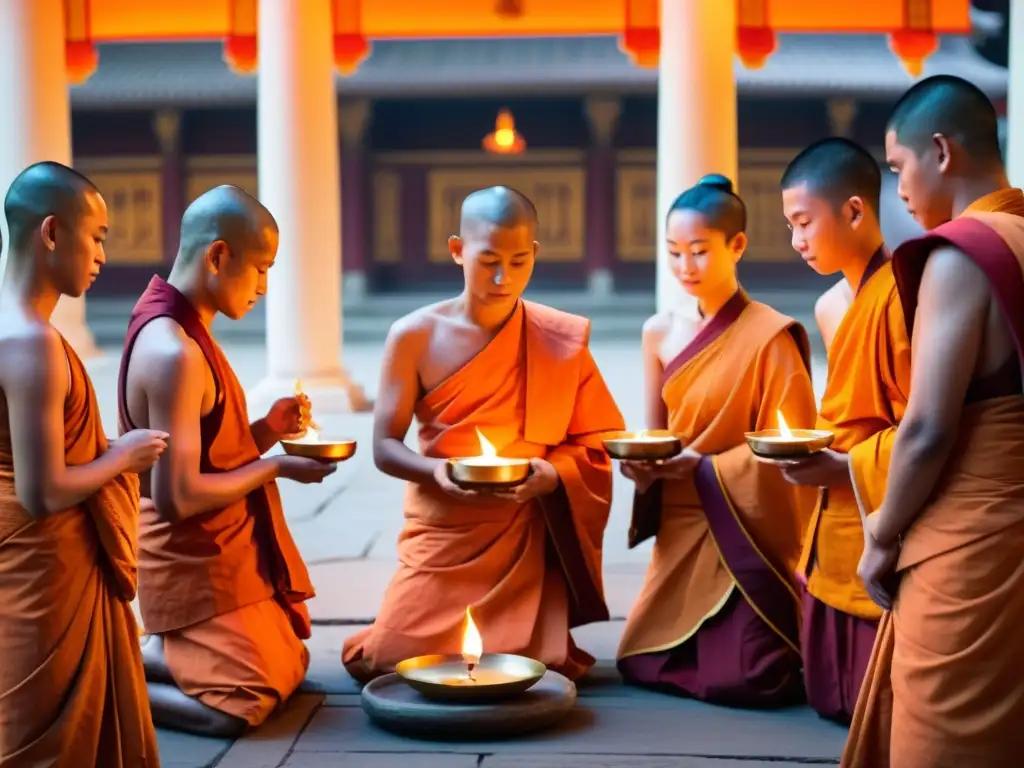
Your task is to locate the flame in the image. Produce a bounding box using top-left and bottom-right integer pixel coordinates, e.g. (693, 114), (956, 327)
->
(777, 410), (793, 439)
(461, 606), (483, 665)
(476, 428), (497, 458)
(637, 429), (648, 439)
(294, 378), (322, 437)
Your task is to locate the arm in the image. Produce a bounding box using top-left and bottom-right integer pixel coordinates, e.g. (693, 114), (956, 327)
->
(250, 419), (279, 455)
(640, 316), (668, 430)
(4, 328), (129, 517)
(372, 319), (442, 484)
(870, 247), (987, 545)
(146, 338), (281, 521)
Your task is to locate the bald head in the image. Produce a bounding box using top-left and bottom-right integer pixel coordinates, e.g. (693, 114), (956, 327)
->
(781, 138), (882, 214)
(176, 185), (278, 269)
(3, 161), (101, 251)
(459, 186), (537, 236)
(887, 75), (1002, 167)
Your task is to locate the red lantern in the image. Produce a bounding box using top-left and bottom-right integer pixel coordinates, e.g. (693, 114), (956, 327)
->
(889, 0), (938, 77)
(333, 0), (371, 75)
(619, 0), (659, 69)
(736, 0), (776, 69)
(64, 0), (99, 84)
(224, 0), (258, 75)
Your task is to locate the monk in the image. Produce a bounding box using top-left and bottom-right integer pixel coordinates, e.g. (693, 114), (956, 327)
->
(119, 185), (337, 737)
(615, 174), (818, 708)
(343, 186), (624, 682)
(844, 75), (1024, 767)
(0, 161), (167, 766)
(778, 137), (911, 724)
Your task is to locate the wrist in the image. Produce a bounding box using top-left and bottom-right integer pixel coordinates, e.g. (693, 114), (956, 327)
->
(267, 455), (284, 479)
(868, 510), (899, 547)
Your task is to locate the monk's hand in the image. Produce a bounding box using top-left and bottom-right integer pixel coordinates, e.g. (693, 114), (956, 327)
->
(858, 533), (900, 611)
(432, 459), (484, 501)
(620, 461), (658, 493)
(491, 458), (560, 504)
(775, 449), (850, 488)
(265, 395), (309, 441)
(648, 448), (701, 480)
(110, 429), (170, 473)
(276, 455), (338, 484)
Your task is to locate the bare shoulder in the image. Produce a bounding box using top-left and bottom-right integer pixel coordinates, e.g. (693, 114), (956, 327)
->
(132, 318), (205, 389)
(814, 279), (852, 318)
(386, 303), (441, 350)
(641, 311), (672, 345)
(0, 321), (64, 384)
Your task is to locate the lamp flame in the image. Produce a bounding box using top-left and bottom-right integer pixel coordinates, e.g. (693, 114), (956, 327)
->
(476, 428), (497, 459)
(294, 378), (321, 441)
(462, 606), (483, 668)
(777, 410), (793, 439)
(483, 109), (526, 155)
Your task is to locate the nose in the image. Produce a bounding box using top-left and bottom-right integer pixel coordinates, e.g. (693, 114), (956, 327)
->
(492, 266), (506, 286)
(791, 232), (806, 253)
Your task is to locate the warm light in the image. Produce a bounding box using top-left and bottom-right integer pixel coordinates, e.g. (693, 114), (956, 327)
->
(294, 378), (322, 440)
(462, 607), (483, 667)
(777, 411), (793, 439)
(476, 428), (497, 458)
(483, 109), (526, 155)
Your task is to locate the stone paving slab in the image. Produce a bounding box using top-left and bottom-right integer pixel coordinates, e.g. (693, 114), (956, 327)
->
(154, 728), (231, 768)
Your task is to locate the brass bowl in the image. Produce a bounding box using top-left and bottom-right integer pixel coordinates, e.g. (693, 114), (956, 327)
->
(281, 438), (357, 462)
(448, 457), (530, 490)
(395, 653), (547, 703)
(602, 430), (682, 461)
(745, 429), (834, 460)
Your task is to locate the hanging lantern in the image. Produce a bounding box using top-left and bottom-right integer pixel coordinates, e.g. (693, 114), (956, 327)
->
(224, 0), (258, 75)
(483, 110), (526, 155)
(64, 0), (98, 85)
(619, 0), (659, 69)
(333, 0), (371, 75)
(736, 0), (776, 69)
(889, 1), (938, 78)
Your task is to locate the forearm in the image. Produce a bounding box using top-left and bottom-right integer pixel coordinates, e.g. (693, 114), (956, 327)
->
(250, 418), (278, 455)
(36, 451), (128, 515)
(373, 437), (442, 485)
(156, 457), (281, 520)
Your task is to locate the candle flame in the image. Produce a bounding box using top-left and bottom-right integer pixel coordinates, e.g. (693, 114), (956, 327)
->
(462, 606), (483, 665)
(777, 410), (793, 439)
(637, 429), (648, 439)
(476, 428), (497, 459)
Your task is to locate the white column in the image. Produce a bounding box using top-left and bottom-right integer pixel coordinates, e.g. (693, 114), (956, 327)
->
(656, 0), (738, 316)
(1007, 2), (1024, 186)
(0, 0), (98, 358)
(248, 0), (368, 415)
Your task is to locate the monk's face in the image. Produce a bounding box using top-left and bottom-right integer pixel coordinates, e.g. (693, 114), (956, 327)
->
(665, 209), (744, 299)
(450, 222), (537, 307)
(782, 183), (860, 276)
(206, 226), (279, 319)
(885, 129), (952, 230)
(46, 189), (108, 297)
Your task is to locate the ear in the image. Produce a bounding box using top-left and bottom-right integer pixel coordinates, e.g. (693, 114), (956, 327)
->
(532, 240), (541, 260)
(205, 240), (229, 274)
(729, 231), (747, 262)
(449, 235), (464, 265)
(846, 196), (865, 229)
(39, 214), (58, 251)
(932, 133), (952, 174)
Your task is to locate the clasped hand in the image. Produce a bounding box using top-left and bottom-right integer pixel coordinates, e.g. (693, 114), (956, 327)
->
(619, 448), (701, 493)
(857, 514), (900, 611)
(264, 394), (313, 441)
(433, 457), (559, 504)
(759, 448), (850, 489)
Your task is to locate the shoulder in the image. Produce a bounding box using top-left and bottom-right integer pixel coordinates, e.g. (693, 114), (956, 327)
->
(641, 310), (672, 346)
(133, 318), (205, 385)
(814, 279), (852, 320)
(0, 322), (67, 395)
(523, 300), (591, 349)
(386, 303), (440, 349)
(744, 301), (810, 362)
(920, 245), (990, 297)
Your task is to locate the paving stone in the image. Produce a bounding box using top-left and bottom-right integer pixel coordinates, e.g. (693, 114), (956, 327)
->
(216, 694), (324, 768)
(482, 758), (835, 767)
(282, 755), (480, 767)
(154, 728), (231, 768)
(300, 625), (366, 694)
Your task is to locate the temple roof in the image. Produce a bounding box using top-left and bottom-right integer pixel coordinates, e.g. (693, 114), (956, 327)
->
(70, 34), (1007, 109)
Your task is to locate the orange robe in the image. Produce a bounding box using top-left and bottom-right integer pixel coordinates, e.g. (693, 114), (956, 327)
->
(796, 246), (911, 724)
(343, 300), (624, 681)
(0, 335), (159, 767)
(119, 277), (314, 727)
(844, 190), (1024, 767)
(616, 293), (818, 707)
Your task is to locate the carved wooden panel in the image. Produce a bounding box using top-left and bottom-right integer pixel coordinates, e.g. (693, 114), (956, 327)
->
(185, 169), (259, 205)
(89, 171), (163, 264)
(372, 170), (402, 263)
(616, 167), (657, 261)
(736, 165), (795, 263)
(427, 168), (584, 262)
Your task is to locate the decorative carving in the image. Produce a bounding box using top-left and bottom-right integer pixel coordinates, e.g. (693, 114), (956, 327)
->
(616, 168), (657, 261)
(339, 99), (373, 146)
(427, 168), (585, 262)
(373, 170), (402, 263)
(88, 171), (163, 264)
(153, 109), (181, 154)
(584, 97), (621, 147)
(827, 98), (858, 137)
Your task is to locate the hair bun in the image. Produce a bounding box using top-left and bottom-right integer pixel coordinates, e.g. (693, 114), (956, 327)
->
(697, 174), (734, 194)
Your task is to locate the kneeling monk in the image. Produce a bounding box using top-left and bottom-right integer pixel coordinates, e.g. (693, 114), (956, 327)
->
(0, 162), (167, 765)
(119, 186), (337, 736)
(343, 186), (625, 682)
(615, 175), (817, 708)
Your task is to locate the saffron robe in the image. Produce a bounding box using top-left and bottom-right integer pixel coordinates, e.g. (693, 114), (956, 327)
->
(0, 335), (159, 767)
(343, 300), (624, 682)
(796, 246), (911, 723)
(119, 276), (314, 727)
(616, 294), (818, 708)
(844, 190), (1024, 768)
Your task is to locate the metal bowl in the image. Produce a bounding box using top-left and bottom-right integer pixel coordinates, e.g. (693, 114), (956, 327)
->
(395, 653), (547, 703)
(281, 438), (357, 462)
(744, 429), (834, 459)
(602, 430), (682, 461)
(448, 457), (531, 489)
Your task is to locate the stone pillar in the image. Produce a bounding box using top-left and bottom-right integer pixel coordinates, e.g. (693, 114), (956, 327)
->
(656, 0), (738, 316)
(583, 96), (620, 297)
(153, 109), (184, 266)
(1007, 1), (1024, 186)
(339, 98), (371, 301)
(0, 0), (98, 358)
(248, 0), (369, 414)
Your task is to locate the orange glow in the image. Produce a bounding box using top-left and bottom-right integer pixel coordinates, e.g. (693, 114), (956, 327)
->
(483, 110), (526, 155)
(736, 26), (777, 69)
(462, 607), (483, 666)
(777, 410), (793, 438)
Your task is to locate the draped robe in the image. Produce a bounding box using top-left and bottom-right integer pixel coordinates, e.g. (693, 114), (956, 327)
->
(119, 276), (314, 727)
(616, 294), (818, 708)
(0, 335), (159, 767)
(343, 301), (624, 682)
(843, 189), (1024, 767)
(797, 246), (911, 723)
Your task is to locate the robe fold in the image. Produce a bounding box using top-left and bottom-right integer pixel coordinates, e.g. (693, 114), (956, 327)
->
(844, 190), (1024, 767)
(118, 276), (313, 727)
(796, 246), (910, 723)
(342, 300), (624, 682)
(0, 335), (159, 767)
(616, 293), (818, 708)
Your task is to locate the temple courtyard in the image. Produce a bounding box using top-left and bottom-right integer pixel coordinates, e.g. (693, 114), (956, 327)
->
(81, 288), (844, 766)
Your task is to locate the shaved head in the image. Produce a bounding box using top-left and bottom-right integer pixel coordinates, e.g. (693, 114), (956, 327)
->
(4, 161), (101, 251)
(887, 75), (1001, 166)
(176, 185), (278, 268)
(781, 138), (881, 214)
(459, 186), (537, 235)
